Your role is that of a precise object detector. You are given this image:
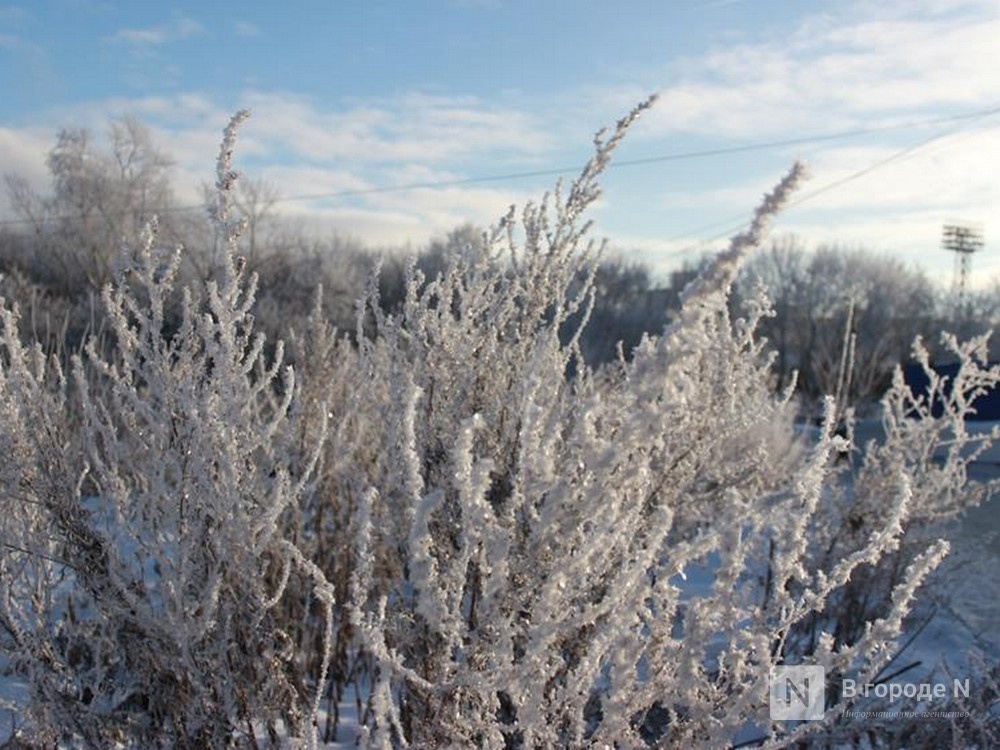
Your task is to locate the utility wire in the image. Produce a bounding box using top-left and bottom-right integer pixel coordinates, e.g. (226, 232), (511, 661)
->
(1, 103), (998, 230)
(657, 104), (1000, 257)
(249, 104), (1000, 203)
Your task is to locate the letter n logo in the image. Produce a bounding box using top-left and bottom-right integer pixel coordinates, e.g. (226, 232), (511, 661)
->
(769, 665), (825, 720)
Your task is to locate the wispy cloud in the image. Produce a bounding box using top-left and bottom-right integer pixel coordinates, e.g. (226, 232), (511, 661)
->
(233, 20), (259, 38)
(239, 90), (553, 165)
(0, 87), (551, 247)
(223, 92), (551, 243)
(0, 6), (31, 25)
(108, 16), (204, 49)
(0, 5), (44, 55)
(587, 1), (1000, 142)
(566, 0), (1000, 282)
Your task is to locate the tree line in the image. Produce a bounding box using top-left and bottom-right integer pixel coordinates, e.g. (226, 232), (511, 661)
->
(2, 116), (997, 409)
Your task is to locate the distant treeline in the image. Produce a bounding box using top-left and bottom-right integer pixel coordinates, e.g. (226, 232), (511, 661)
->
(2, 116), (997, 407)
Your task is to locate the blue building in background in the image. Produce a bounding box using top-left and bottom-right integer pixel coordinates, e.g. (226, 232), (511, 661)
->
(903, 361), (1000, 421)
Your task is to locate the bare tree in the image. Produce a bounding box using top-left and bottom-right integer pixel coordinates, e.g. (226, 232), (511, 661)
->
(738, 236), (807, 390)
(576, 255), (661, 365)
(232, 176), (280, 267)
(4, 116), (176, 291)
(741, 239), (938, 405)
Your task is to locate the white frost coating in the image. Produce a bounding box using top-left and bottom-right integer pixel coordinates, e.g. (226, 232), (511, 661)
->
(0, 111), (334, 746)
(1, 99), (997, 748)
(339, 99), (997, 747)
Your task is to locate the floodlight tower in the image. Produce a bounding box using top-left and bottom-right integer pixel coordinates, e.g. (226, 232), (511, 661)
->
(942, 223), (984, 317)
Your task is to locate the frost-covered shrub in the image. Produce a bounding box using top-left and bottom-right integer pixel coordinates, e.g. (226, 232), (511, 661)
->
(340, 100), (970, 748)
(1, 98), (995, 748)
(0, 113), (333, 747)
(795, 332), (1000, 674)
(274, 289), (370, 739)
(815, 652), (1000, 749)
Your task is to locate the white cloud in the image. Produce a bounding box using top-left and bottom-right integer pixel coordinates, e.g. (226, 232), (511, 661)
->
(237, 90), (553, 165)
(108, 16), (204, 49)
(0, 30), (43, 56)
(607, 1), (1000, 141)
(0, 126), (54, 220)
(269, 173), (532, 248)
(635, 131), (999, 286)
(566, 1), (1000, 286)
(233, 20), (260, 37)
(796, 125), (1000, 214)
(257, 165), (372, 201)
(656, 122), (999, 217)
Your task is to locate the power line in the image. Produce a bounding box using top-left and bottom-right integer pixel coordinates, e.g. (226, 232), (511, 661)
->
(657, 105), (1000, 256)
(246, 105), (1000, 204)
(1, 103), (998, 230)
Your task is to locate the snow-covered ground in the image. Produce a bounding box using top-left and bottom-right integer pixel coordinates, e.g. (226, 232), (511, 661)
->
(901, 459), (1000, 678)
(809, 418), (1000, 680)
(319, 689), (362, 749)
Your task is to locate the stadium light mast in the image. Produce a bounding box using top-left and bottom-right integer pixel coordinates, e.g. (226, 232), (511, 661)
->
(942, 222), (984, 318)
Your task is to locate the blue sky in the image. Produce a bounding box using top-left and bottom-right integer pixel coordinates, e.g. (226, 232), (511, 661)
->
(1, 0), (998, 285)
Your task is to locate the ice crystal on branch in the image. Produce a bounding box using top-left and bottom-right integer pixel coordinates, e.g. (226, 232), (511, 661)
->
(338, 100), (995, 748)
(0, 111), (333, 747)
